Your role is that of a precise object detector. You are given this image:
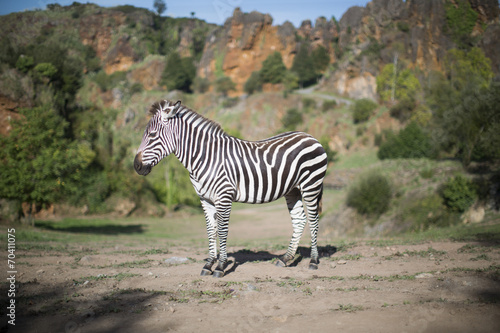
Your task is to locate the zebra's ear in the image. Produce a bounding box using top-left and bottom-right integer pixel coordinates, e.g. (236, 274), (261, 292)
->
(165, 100), (181, 119)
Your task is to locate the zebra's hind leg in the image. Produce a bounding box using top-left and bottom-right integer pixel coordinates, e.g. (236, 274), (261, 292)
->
(277, 188), (307, 267)
(303, 186), (324, 270)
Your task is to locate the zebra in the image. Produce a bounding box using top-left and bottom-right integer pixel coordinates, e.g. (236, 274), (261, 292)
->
(134, 100), (328, 278)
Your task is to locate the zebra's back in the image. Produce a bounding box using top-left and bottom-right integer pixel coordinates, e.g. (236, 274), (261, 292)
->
(226, 131), (327, 204)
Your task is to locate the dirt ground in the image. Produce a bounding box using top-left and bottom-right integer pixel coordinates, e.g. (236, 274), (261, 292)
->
(1, 205), (500, 333)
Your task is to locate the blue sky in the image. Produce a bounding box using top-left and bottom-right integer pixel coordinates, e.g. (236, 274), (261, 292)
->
(0, 0), (370, 27)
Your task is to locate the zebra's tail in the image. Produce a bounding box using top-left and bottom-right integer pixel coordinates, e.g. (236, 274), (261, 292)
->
(318, 185), (324, 216)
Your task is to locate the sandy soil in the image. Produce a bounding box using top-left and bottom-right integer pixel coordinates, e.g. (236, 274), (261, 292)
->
(1, 203), (499, 333)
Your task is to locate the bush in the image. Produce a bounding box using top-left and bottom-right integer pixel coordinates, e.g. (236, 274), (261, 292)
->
(389, 97), (416, 122)
(440, 175), (477, 213)
(244, 71), (262, 95)
(260, 52), (287, 84)
(322, 100), (337, 112)
(302, 98), (316, 110)
(346, 171), (392, 216)
(396, 193), (455, 232)
(282, 108), (303, 131)
(352, 98), (377, 124)
(378, 122), (435, 160)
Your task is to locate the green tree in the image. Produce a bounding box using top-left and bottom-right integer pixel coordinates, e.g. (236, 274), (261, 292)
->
(153, 0), (166, 15)
(215, 75), (236, 97)
(427, 48), (495, 166)
(376, 63), (421, 102)
(291, 43), (316, 87)
(260, 51), (287, 84)
(244, 71), (262, 94)
(161, 52), (196, 92)
(352, 98), (378, 124)
(445, 47), (493, 92)
(0, 106), (95, 223)
(346, 171), (392, 216)
(378, 122), (436, 160)
(312, 45), (330, 73)
(444, 0), (478, 48)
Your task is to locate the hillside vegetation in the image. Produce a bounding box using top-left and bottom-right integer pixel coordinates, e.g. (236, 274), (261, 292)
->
(0, 1), (499, 237)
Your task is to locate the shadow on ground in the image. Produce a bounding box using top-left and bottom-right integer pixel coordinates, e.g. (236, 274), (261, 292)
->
(224, 245), (339, 276)
(35, 221), (145, 235)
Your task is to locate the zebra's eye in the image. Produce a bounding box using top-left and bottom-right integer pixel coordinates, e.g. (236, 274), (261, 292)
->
(148, 132), (156, 138)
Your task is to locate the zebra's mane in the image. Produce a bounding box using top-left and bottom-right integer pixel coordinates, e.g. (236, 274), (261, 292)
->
(148, 100), (225, 135)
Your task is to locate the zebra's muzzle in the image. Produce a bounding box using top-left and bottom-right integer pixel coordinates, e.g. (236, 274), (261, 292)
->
(134, 152), (152, 176)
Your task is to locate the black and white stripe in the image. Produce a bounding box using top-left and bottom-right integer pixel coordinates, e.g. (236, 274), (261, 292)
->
(134, 100), (328, 277)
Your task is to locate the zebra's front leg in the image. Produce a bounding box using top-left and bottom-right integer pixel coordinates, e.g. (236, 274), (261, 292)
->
(200, 199), (218, 276)
(213, 202), (232, 278)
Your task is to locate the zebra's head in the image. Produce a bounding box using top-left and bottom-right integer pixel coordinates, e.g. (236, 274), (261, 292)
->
(134, 100), (182, 176)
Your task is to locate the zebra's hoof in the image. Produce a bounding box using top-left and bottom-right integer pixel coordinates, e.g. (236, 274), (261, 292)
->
(275, 258), (287, 267)
(308, 262), (319, 270)
(200, 268), (212, 276)
(213, 269), (224, 278)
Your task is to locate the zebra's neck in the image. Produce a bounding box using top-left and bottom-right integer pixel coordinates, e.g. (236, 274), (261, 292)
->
(173, 108), (228, 174)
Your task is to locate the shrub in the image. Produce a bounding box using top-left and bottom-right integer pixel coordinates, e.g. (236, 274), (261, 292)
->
(389, 97), (416, 122)
(346, 171), (392, 216)
(352, 98), (377, 124)
(302, 98), (316, 110)
(244, 71), (262, 95)
(260, 52), (287, 84)
(378, 122), (435, 160)
(396, 193), (455, 232)
(322, 100), (337, 112)
(440, 175), (477, 212)
(282, 108), (303, 131)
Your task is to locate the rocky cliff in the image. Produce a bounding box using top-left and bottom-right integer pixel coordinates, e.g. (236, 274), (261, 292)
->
(198, 0), (499, 98)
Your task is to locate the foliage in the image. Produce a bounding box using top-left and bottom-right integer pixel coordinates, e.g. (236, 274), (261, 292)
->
(260, 52), (287, 84)
(352, 98), (377, 124)
(291, 43), (317, 87)
(378, 122), (435, 160)
(93, 71), (127, 91)
(15, 55), (34, 73)
(311, 45), (330, 73)
(161, 52), (196, 92)
(282, 108), (303, 131)
(214, 76), (236, 97)
(427, 49), (496, 166)
(320, 136), (337, 164)
(444, 48), (493, 92)
(192, 76), (210, 93)
(153, 0), (167, 15)
(282, 70), (299, 92)
(302, 98), (316, 110)
(440, 175), (477, 213)
(244, 71), (262, 95)
(376, 63), (421, 102)
(396, 193), (455, 232)
(0, 106), (94, 210)
(34, 63), (58, 80)
(346, 171), (392, 216)
(322, 100), (337, 112)
(389, 97), (416, 122)
(444, 0), (478, 48)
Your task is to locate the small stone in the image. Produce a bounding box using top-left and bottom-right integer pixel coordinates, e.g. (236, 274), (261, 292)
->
(169, 306), (175, 313)
(330, 263), (337, 269)
(415, 273), (434, 279)
(36, 269), (45, 274)
(164, 257), (189, 265)
(337, 260), (347, 265)
(79, 256), (93, 263)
